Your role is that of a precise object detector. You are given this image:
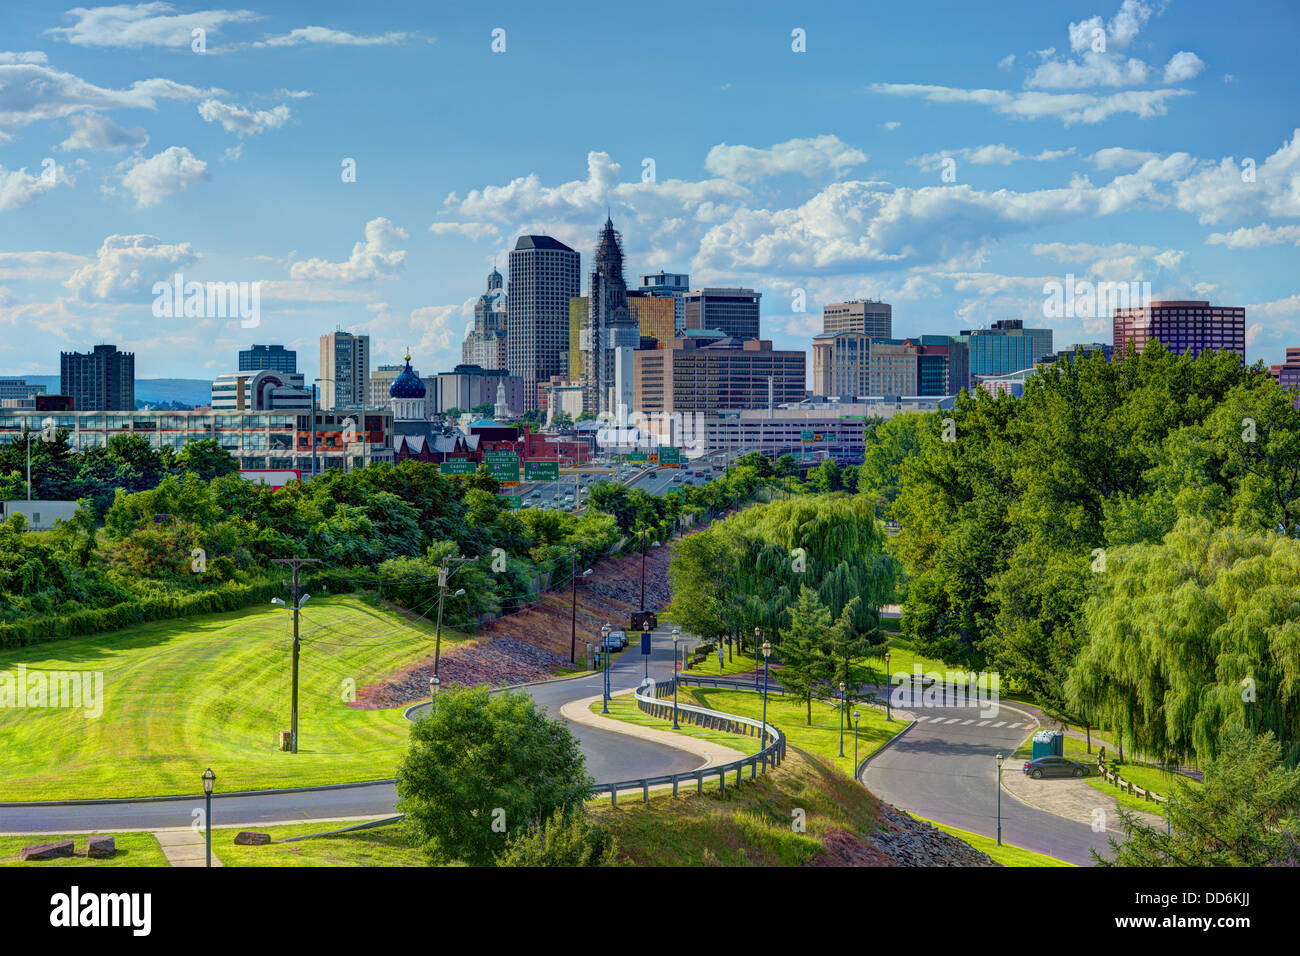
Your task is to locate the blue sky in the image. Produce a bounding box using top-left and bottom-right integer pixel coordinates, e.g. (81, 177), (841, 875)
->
(1, 0), (1297, 382)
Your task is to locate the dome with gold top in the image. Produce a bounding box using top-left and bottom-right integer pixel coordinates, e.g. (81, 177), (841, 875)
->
(389, 352), (426, 399)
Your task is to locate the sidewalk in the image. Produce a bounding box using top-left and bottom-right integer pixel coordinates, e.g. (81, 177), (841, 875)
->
(1000, 759), (1164, 835)
(153, 828), (223, 867)
(560, 690), (748, 769)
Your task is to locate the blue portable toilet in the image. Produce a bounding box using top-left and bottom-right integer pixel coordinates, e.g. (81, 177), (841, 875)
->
(1031, 730), (1064, 759)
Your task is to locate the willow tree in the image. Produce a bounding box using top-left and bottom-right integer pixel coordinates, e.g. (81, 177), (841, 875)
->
(1067, 518), (1300, 767)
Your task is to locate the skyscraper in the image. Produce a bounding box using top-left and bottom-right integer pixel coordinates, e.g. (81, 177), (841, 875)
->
(60, 344), (134, 411)
(955, 319), (1053, 379)
(507, 235), (580, 411)
(462, 268), (508, 370)
(1112, 300), (1245, 360)
(823, 300), (892, 337)
(639, 271), (690, 334)
(683, 287), (762, 340)
(239, 344), (297, 374)
(319, 331), (370, 410)
(580, 217), (639, 416)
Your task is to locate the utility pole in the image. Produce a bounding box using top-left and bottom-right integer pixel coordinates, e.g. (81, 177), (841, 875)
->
(271, 557), (319, 754)
(433, 556), (471, 677)
(570, 546), (579, 664)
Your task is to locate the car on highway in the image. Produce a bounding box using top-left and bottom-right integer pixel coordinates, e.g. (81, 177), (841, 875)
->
(1023, 756), (1091, 779)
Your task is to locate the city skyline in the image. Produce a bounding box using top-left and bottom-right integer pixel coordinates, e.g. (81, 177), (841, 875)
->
(1, 0), (1297, 383)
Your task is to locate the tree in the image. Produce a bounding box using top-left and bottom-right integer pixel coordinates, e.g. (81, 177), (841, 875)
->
(1098, 728), (1300, 866)
(442, 407), (465, 419)
(471, 402), (494, 417)
(173, 438), (238, 481)
(778, 585), (839, 725)
(396, 686), (592, 865)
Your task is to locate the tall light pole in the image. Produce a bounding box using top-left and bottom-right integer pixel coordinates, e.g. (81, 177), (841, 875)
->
(271, 557), (318, 754)
(429, 675), (440, 706)
(24, 431), (36, 500)
(569, 547), (592, 664)
(760, 640), (771, 766)
(838, 681), (846, 758)
(884, 650), (892, 722)
(671, 629), (681, 729)
(853, 710), (860, 770)
(642, 621), (651, 679)
(638, 529), (660, 613)
(432, 558), (468, 678)
(995, 752), (1005, 846)
(601, 623), (611, 714)
(753, 626), (762, 690)
(201, 767), (215, 868)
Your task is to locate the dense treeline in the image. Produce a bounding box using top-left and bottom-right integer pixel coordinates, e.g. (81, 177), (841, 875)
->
(889, 342), (1300, 765)
(1, 445), (803, 645)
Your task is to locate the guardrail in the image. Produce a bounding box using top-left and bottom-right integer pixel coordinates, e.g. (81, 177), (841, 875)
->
(677, 673), (890, 714)
(588, 677), (785, 806)
(1097, 755), (1168, 805)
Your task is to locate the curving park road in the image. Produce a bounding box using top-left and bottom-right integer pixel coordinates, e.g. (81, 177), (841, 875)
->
(0, 629), (702, 834)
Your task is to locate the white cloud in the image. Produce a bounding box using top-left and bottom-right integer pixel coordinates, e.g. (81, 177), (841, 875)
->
(1087, 147), (1160, 169)
(704, 135), (867, 182)
(869, 82), (1191, 125)
(1026, 53), (1149, 90)
(47, 3), (262, 48)
(1173, 128), (1300, 224)
(910, 144), (1074, 171)
(120, 146), (208, 207)
(0, 51), (48, 64)
(0, 61), (214, 136)
(1032, 240), (1184, 277)
(882, 121), (901, 131)
(273, 88), (313, 99)
(1163, 51), (1205, 84)
(429, 221), (500, 241)
(197, 98), (290, 136)
(64, 234), (198, 300)
(0, 163), (65, 210)
(255, 27), (408, 48)
(997, 54), (1016, 71)
(0, 251), (88, 280)
(1206, 223), (1300, 248)
(59, 112), (149, 151)
(290, 217), (408, 282)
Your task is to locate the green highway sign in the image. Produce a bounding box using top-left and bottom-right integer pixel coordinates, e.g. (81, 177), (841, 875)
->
(626, 451), (648, 463)
(440, 459), (476, 475)
(524, 461), (559, 481)
(800, 430), (814, 441)
(500, 495), (522, 509)
(659, 446), (683, 465)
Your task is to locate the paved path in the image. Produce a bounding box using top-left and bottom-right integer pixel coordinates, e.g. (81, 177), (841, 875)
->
(1001, 757), (1164, 832)
(154, 829), (222, 868)
(561, 690), (747, 769)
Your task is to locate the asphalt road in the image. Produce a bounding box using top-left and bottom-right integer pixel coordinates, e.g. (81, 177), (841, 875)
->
(862, 691), (1112, 866)
(0, 629), (701, 834)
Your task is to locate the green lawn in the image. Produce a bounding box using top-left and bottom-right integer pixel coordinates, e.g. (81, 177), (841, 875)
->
(685, 650), (758, 677)
(218, 821), (426, 867)
(908, 815), (1074, 867)
(0, 595), (462, 801)
(589, 693), (760, 756)
(0, 832), (169, 867)
(678, 686), (901, 778)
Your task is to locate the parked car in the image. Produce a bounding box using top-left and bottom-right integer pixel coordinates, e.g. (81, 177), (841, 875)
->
(1023, 756), (1090, 779)
(605, 629), (628, 649)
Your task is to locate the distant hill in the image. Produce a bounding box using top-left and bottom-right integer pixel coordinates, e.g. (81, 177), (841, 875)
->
(18, 376), (211, 408)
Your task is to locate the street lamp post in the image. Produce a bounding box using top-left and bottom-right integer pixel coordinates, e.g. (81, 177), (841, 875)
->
(996, 751), (1005, 846)
(853, 710), (860, 770)
(884, 650), (892, 722)
(642, 621), (651, 679)
(838, 681), (846, 758)
(201, 767), (215, 868)
(671, 629), (681, 730)
(760, 640), (771, 766)
(429, 675), (440, 706)
(638, 529), (660, 612)
(753, 626), (762, 690)
(601, 624), (611, 714)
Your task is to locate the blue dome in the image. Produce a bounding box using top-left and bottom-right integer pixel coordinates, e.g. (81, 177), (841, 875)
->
(389, 357), (426, 399)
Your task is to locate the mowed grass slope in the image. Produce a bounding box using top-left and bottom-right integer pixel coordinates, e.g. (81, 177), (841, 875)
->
(0, 595), (461, 801)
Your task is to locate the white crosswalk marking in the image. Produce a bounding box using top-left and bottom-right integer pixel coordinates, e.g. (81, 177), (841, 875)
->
(977, 720), (989, 726)
(960, 719), (974, 725)
(993, 721), (1006, 727)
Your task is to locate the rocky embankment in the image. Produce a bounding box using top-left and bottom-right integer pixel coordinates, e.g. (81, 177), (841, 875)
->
(356, 536), (680, 707)
(811, 804), (999, 866)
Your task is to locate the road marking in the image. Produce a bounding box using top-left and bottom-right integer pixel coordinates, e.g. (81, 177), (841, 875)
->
(942, 717), (960, 724)
(960, 719), (974, 725)
(913, 715), (928, 721)
(977, 720), (990, 726)
(992, 721), (1006, 727)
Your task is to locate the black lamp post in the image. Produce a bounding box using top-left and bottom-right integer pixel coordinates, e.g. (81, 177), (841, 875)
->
(760, 639), (771, 766)
(429, 675), (440, 706)
(642, 621), (651, 680)
(201, 767), (215, 868)
(850, 708), (859, 763)
(753, 626), (762, 690)
(671, 629), (681, 729)
(884, 650), (892, 722)
(838, 681), (846, 757)
(600, 624), (611, 714)
(996, 752), (1005, 846)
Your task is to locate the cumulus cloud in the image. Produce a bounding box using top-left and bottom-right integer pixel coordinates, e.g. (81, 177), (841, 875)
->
(1087, 146), (1160, 169)
(1206, 223), (1300, 248)
(1163, 51), (1205, 84)
(47, 3), (262, 48)
(0, 51), (48, 64)
(0, 163), (65, 210)
(290, 217), (408, 282)
(704, 135), (867, 182)
(869, 82), (1191, 125)
(64, 233), (198, 299)
(1173, 128), (1300, 224)
(197, 98), (290, 136)
(59, 112), (149, 151)
(1031, 241), (1184, 277)
(120, 146), (208, 207)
